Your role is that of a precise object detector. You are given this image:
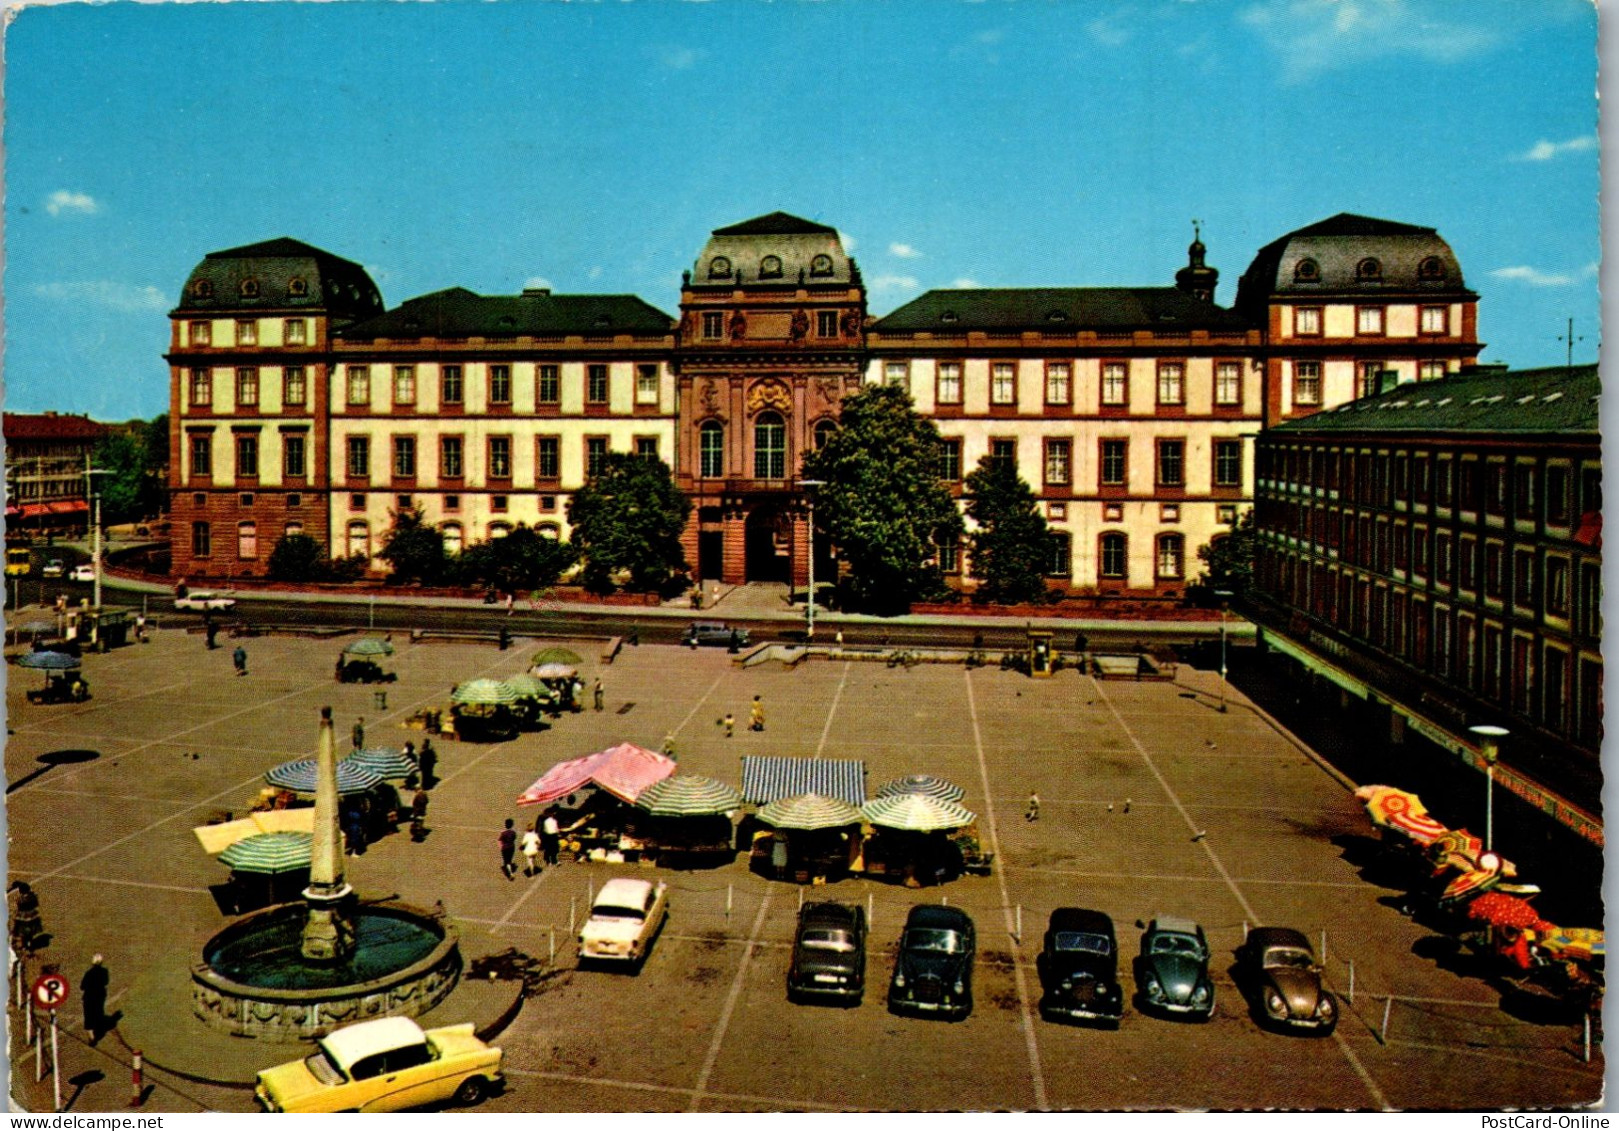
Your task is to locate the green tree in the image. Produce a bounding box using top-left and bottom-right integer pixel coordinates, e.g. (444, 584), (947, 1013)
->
(268, 533), (329, 583)
(799, 384), (963, 614)
(91, 415), (167, 525)
(460, 526), (577, 594)
(963, 455), (1052, 604)
(567, 454), (690, 593)
(378, 505), (447, 585)
(1196, 506), (1256, 598)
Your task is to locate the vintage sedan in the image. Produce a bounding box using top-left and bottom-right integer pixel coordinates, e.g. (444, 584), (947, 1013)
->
(682, 621), (749, 649)
(887, 904), (975, 1020)
(1134, 916), (1216, 1020)
(175, 589), (236, 612)
(1237, 926), (1338, 1035)
(254, 1016), (503, 1113)
(68, 563), (96, 582)
(787, 901), (867, 1005)
(1038, 908), (1124, 1026)
(578, 877), (669, 967)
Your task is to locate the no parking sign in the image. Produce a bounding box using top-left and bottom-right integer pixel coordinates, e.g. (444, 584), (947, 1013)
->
(32, 972), (69, 1012)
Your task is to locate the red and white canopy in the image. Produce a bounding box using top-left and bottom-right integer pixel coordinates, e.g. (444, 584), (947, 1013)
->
(517, 742), (676, 807)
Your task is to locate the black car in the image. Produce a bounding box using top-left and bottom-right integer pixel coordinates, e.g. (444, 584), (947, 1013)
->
(682, 621), (750, 649)
(1133, 916), (1216, 1020)
(787, 901), (867, 1005)
(1037, 908), (1124, 1026)
(887, 904), (974, 1020)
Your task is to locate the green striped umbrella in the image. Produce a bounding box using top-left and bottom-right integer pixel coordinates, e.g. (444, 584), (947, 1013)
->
(343, 637), (395, 657)
(635, 775), (742, 817)
(265, 758), (383, 796)
(218, 832), (313, 875)
(502, 674), (557, 702)
(876, 775), (966, 804)
(344, 747), (418, 780)
(758, 793), (863, 831)
(861, 793), (976, 832)
(452, 678), (521, 706)
(531, 647), (584, 667)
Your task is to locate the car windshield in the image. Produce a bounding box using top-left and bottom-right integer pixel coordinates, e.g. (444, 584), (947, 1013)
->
(1053, 931), (1111, 956)
(906, 928), (964, 954)
(1264, 947), (1315, 970)
(303, 1048), (345, 1086)
(592, 905), (645, 921)
(800, 929), (855, 953)
(1150, 933), (1205, 958)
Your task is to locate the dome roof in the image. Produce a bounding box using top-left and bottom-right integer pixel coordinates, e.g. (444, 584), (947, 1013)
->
(173, 237), (385, 323)
(690, 211), (858, 289)
(1234, 213), (1472, 315)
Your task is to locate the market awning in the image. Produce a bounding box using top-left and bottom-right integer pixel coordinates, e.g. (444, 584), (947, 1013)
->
(517, 742), (675, 807)
(193, 808), (316, 854)
(18, 504), (50, 519)
(741, 756), (866, 807)
(47, 501), (88, 515)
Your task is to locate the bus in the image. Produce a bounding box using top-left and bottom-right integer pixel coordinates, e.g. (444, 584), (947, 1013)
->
(5, 546), (31, 577)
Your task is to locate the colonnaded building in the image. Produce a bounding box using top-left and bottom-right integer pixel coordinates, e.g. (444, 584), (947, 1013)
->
(166, 211), (1483, 594)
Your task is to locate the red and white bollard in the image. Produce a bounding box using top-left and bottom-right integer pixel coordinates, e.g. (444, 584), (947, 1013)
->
(130, 1049), (144, 1107)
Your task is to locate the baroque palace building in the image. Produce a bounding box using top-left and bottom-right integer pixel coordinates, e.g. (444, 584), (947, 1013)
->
(166, 212), (1483, 592)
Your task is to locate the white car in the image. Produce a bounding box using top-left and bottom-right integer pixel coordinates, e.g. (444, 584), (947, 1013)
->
(578, 877), (669, 967)
(69, 564), (96, 582)
(174, 590), (236, 612)
(41, 559), (64, 578)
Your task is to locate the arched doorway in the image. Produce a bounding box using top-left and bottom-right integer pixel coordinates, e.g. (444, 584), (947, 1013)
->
(744, 505), (791, 583)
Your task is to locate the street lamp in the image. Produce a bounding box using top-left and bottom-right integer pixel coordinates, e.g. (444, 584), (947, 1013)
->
(1213, 589), (1234, 713)
(84, 467), (111, 611)
(1469, 725), (1509, 852)
(798, 479), (826, 641)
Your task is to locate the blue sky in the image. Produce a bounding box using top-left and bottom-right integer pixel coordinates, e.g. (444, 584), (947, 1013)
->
(2, 0), (1600, 421)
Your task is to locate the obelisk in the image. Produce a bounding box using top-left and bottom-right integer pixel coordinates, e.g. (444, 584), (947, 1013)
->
(301, 706), (355, 961)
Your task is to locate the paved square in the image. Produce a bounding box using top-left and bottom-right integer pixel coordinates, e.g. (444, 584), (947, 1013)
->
(5, 625), (1601, 1111)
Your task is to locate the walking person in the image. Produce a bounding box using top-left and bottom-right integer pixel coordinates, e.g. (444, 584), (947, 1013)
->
(135, 612), (147, 644)
(233, 644), (248, 676)
(204, 615), (218, 650)
(749, 695), (765, 732)
(721, 712), (735, 739)
(418, 739), (437, 789)
(521, 826), (541, 876)
(352, 717), (365, 753)
(9, 882), (42, 956)
(410, 786), (429, 842)
(81, 954), (110, 1043)
(498, 819), (518, 879)
(592, 678), (604, 712)
(1025, 792), (1041, 822)
(540, 810), (561, 867)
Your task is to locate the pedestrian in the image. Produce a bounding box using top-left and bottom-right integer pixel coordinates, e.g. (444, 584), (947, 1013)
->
(205, 617), (218, 650)
(571, 677), (584, 712)
(521, 827), (541, 876)
(1025, 792), (1041, 822)
(233, 644), (248, 676)
(335, 656), (346, 682)
(135, 612), (147, 644)
(721, 712), (735, 738)
(81, 954), (110, 1042)
(10, 882), (43, 956)
(419, 739), (437, 789)
(352, 717), (365, 752)
(505, 591), (514, 616)
(499, 625), (511, 651)
(498, 818), (517, 879)
(728, 629), (740, 654)
(541, 810), (561, 866)
(343, 807), (367, 855)
(834, 628), (843, 648)
(750, 695), (765, 732)
(771, 834), (789, 881)
(410, 787), (429, 842)
(592, 678), (604, 712)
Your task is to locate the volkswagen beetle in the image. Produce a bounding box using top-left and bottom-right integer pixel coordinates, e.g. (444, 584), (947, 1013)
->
(1236, 926), (1337, 1034)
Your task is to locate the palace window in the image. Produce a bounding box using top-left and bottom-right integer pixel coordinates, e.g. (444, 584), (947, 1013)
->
(937, 438), (962, 482)
(489, 436), (512, 479)
(1047, 532), (1072, 578)
(637, 365), (659, 404)
(441, 365), (463, 405)
(1045, 362), (1071, 405)
(1156, 363), (1184, 406)
(393, 366), (416, 406)
(283, 366), (306, 406)
(1356, 306), (1385, 335)
(1100, 439), (1127, 486)
(346, 436), (369, 479)
(1294, 361), (1321, 405)
(817, 311), (839, 338)
(238, 521), (257, 560)
(991, 363), (1016, 405)
(283, 434), (306, 478)
(189, 321), (211, 346)
(702, 312), (725, 340)
(1214, 440), (1242, 487)
(1043, 439), (1071, 486)
(587, 364), (609, 404)
(1156, 534), (1185, 580)
(936, 362), (961, 404)
(285, 318), (307, 345)
(192, 521), (211, 557)
(1157, 439), (1185, 487)
(440, 437), (463, 479)
(1295, 307), (1321, 336)
(236, 320), (257, 346)
(1101, 362), (1128, 406)
(236, 367), (259, 407)
(489, 365), (512, 405)
(991, 439), (1017, 472)
(754, 413), (786, 479)
(700, 422), (724, 478)
(190, 368), (212, 407)
(346, 366), (370, 406)
(1420, 306), (1448, 335)
(1100, 532), (1127, 579)
(586, 437), (608, 478)
(538, 365), (559, 405)
(189, 434), (212, 477)
(393, 436), (416, 478)
(235, 434), (259, 477)
(1215, 362), (1242, 405)
(537, 436), (560, 480)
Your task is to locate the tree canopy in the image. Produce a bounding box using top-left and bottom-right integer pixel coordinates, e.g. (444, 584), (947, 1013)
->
(1196, 506), (1256, 599)
(378, 506), (447, 585)
(267, 533), (330, 583)
(963, 454), (1052, 604)
(566, 453), (690, 593)
(458, 525), (577, 594)
(91, 416), (167, 525)
(799, 384), (963, 614)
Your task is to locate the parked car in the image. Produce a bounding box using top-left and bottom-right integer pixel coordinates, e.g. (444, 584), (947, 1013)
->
(1236, 926), (1337, 1035)
(578, 877), (669, 967)
(1038, 908), (1124, 1026)
(887, 904), (975, 1020)
(69, 563), (95, 582)
(254, 1016), (503, 1113)
(787, 901), (867, 1005)
(682, 621), (749, 649)
(1134, 916), (1215, 1020)
(41, 559), (64, 578)
(175, 590), (236, 612)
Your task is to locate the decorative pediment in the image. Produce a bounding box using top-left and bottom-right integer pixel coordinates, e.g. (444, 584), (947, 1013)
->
(747, 379), (793, 416)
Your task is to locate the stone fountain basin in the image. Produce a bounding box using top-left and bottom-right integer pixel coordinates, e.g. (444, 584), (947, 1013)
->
(192, 899), (461, 1040)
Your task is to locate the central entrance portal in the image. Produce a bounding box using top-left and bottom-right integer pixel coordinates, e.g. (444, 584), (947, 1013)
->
(744, 506), (791, 583)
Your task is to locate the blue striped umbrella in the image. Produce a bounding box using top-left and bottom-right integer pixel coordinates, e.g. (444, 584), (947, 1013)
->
(218, 832), (313, 875)
(343, 747), (418, 781)
(265, 758), (382, 796)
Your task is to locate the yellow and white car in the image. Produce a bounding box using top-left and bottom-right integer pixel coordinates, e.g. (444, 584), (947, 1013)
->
(255, 1016), (503, 1113)
(578, 877), (669, 967)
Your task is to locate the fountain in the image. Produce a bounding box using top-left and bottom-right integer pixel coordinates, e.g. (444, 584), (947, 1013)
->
(189, 707), (462, 1040)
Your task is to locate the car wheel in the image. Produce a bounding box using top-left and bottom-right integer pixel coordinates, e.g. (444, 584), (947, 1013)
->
(454, 1076), (488, 1106)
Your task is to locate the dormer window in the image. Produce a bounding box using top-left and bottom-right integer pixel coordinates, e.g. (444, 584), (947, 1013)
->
(594, 315), (612, 328)
(709, 256), (733, 279)
(1293, 258), (1320, 283)
(1356, 257), (1383, 281)
(939, 311), (960, 324)
(759, 255), (783, 279)
(1417, 256), (1446, 281)
(240, 278), (260, 298)
(497, 315), (516, 328)
(1046, 310), (1068, 323)
(810, 254), (834, 277)
(192, 279), (214, 299)
(288, 277), (309, 297)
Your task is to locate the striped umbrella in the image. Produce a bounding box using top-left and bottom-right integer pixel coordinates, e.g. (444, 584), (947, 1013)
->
(218, 832), (313, 875)
(16, 651), (80, 671)
(875, 775), (966, 804)
(344, 747), (418, 781)
(861, 793), (976, 832)
(532, 647), (584, 667)
(342, 637), (395, 657)
(265, 758), (383, 796)
(758, 793), (863, 831)
(531, 663), (578, 681)
(503, 674), (557, 702)
(452, 678), (521, 706)
(635, 774), (742, 817)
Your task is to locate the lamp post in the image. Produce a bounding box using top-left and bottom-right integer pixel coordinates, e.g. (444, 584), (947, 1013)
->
(1469, 725), (1508, 852)
(1213, 589), (1234, 713)
(84, 468), (111, 611)
(798, 479), (825, 641)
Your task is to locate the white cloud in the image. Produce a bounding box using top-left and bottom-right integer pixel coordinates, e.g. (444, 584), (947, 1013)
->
(1516, 135), (1598, 162)
(950, 278), (981, 289)
(655, 45), (704, 70)
(870, 274), (920, 294)
(45, 190), (99, 217)
(524, 276), (555, 292)
(837, 231), (858, 253)
(1240, 0), (1498, 82)
(1490, 265), (1576, 287)
(1087, 15), (1132, 46)
(32, 281), (168, 312)
(888, 242), (923, 259)
(587, 266), (603, 280)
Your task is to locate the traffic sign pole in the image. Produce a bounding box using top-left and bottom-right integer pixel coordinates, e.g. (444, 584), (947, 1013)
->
(51, 1009), (61, 1112)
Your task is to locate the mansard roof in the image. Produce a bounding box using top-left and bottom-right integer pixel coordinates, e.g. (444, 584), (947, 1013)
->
(333, 286), (674, 341)
(690, 212), (858, 290)
(869, 286), (1251, 334)
(174, 237), (384, 322)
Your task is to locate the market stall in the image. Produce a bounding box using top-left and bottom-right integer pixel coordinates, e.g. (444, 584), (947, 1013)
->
(858, 794), (977, 887)
(336, 636), (396, 684)
(451, 678), (522, 741)
(631, 775), (742, 866)
(502, 674), (558, 730)
(751, 793), (863, 883)
(517, 742), (677, 862)
(530, 663), (583, 713)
